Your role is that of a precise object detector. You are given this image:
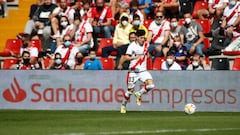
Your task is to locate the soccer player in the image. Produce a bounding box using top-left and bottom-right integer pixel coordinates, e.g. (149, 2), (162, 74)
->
(120, 29), (155, 113)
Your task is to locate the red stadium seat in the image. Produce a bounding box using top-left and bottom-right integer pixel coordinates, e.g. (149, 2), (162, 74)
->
(144, 19), (153, 29)
(31, 39), (42, 52)
(152, 57), (166, 70)
(2, 58), (19, 69)
(0, 39), (22, 57)
(195, 19), (211, 34)
(99, 57), (115, 70)
(96, 38), (116, 56)
(147, 58), (153, 70)
(178, 19), (185, 26)
(223, 50), (240, 56)
(192, 1), (208, 19)
(232, 57), (240, 70)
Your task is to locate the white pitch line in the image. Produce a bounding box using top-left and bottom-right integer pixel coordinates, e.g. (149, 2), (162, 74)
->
(53, 128), (240, 135)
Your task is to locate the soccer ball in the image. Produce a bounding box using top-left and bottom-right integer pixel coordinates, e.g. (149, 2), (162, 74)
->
(184, 103), (196, 114)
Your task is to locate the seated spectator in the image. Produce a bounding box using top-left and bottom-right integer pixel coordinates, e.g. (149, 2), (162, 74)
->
(161, 51), (182, 70)
(90, 0), (114, 39)
(0, 0), (7, 17)
(80, 1), (92, 22)
(70, 12), (94, 55)
(187, 53), (210, 70)
(54, 34), (79, 69)
(147, 11), (170, 58)
(154, 0), (179, 19)
(13, 51), (36, 70)
(23, 0), (57, 50)
(169, 16), (181, 47)
(179, 12), (205, 56)
(102, 15), (132, 58)
(19, 34), (39, 65)
(167, 35), (188, 70)
(130, 14), (148, 37)
(84, 51), (103, 70)
(129, 0), (144, 22)
(51, 0), (75, 38)
(117, 32), (137, 70)
(74, 52), (84, 69)
(50, 52), (70, 69)
(29, 0), (44, 20)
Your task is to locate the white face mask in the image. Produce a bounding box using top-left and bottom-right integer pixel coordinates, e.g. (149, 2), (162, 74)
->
(229, 0), (236, 6)
(61, 21), (68, 27)
(122, 20), (128, 26)
(166, 58), (173, 65)
(192, 61), (199, 67)
(185, 18), (191, 24)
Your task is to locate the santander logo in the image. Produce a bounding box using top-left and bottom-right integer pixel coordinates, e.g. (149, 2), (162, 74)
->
(3, 77), (27, 102)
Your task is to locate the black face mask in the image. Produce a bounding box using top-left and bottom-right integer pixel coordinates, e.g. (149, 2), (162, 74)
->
(76, 57), (83, 64)
(22, 42), (28, 48)
(96, 6), (103, 11)
(23, 58), (30, 65)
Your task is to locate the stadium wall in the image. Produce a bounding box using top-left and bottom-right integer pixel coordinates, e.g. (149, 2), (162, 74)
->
(0, 71), (239, 112)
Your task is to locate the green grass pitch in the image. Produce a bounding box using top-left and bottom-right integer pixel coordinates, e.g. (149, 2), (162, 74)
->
(0, 110), (240, 135)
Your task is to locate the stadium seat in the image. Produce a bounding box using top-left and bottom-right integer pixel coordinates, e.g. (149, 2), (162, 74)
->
(147, 58), (153, 70)
(192, 1), (208, 19)
(223, 50), (240, 56)
(99, 57), (115, 70)
(211, 57), (230, 70)
(195, 19), (211, 34)
(2, 58), (19, 69)
(96, 38), (116, 56)
(31, 39), (42, 52)
(143, 19), (153, 29)
(0, 39), (22, 57)
(178, 19), (185, 26)
(152, 57), (166, 70)
(232, 57), (240, 70)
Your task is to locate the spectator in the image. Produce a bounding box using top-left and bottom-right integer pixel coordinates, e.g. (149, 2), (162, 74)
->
(90, 0), (114, 39)
(179, 12), (205, 56)
(169, 16), (181, 47)
(50, 52), (70, 69)
(29, 0), (44, 20)
(51, 0), (75, 38)
(137, 0), (155, 19)
(102, 15), (132, 58)
(154, 0), (179, 19)
(168, 35), (188, 70)
(14, 51), (36, 70)
(84, 51), (103, 70)
(117, 32), (137, 70)
(0, 0), (7, 17)
(70, 12), (94, 55)
(161, 51), (182, 70)
(129, 0), (144, 23)
(187, 53), (210, 70)
(130, 14), (148, 38)
(54, 34), (79, 69)
(19, 34), (39, 65)
(23, 0), (57, 50)
(80, 1), (92, 22)
(147, 11), (170, 58)
(73, 52), (84, 69)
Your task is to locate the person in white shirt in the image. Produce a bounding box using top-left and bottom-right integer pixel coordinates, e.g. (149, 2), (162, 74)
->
(120, 30), (155, 113)
(54, 34), (79, 69)
(161, 51), (182, 70)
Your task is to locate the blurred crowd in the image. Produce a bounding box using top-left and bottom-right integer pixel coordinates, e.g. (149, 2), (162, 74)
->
(6, 0), (240, 70)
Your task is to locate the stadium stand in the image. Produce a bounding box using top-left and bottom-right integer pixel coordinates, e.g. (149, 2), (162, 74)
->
(152, 57), (166, 70)
(2, 58), (18, 69)
(211, 57), (230, 70)
(192, 1), (208, 19)
(96, 38), (116, 56)
(0, 39), (22, 57)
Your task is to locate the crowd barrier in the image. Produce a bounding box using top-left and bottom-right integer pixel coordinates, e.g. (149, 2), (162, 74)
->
(0, 70), (239, 112)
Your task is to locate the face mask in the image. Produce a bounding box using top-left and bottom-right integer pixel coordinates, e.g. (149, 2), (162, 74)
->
(185, 18), (191, 24)
(192, 61), (199, 67)
(122, 20), (128, 26)
(55, 59), (62, 65)
(64, 40), (71, 47)
(76, 57), (83, 63)
(155, 21), (161, 25)
(89, 54), (96, 60)
(23, 58), (30, 65)
(174, 42), (181, 47)
(96, 6), (103, 11)
(166, 58), (173, 65)
(229, 1), (236, 8)
(61, 21), (68, 27)
(171, 22), (178, 27)
(133, 20), (140, 26)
